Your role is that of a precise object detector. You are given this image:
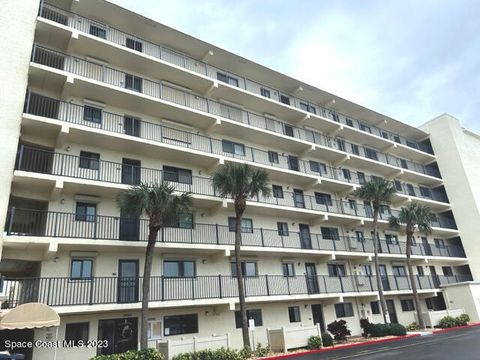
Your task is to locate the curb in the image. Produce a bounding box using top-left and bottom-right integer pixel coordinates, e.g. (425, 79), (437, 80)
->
(261, 333), (421, 359)
(432, 322), (480, 334)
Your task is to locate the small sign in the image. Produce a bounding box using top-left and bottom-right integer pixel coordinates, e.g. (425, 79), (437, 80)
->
(248, 318), (255, 330)
(45, 331), (53, 341)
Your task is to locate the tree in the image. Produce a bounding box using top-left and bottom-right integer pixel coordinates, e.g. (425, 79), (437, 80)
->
(353, 178), (396, 324)
(389, 202), (433, 329)
(117, 183), (192, 349)
(212, 163), (270, 347)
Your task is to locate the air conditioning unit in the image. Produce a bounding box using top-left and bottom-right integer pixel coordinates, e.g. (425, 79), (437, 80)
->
(348, 236), (357, 249)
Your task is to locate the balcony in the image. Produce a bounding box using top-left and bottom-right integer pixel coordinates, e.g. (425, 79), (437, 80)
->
(1, 273), (469, 310)
(37, 3), (434, 157)
(5, 208), (466, 258)
(14, 147), (457, 229)
(29, 44), (440, 180)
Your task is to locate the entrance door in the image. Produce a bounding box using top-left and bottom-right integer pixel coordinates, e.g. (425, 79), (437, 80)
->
(97, 317), (138, 355)
(422, 237), (432, 256)
(305, 263), (319, 294)
(117, 260), (139, 303)
(122, 158), (141, 185)
(119, 209), (140, 241)
(429, 266), (440, 287)
(293, 189), (305, 208)
(299, 224), (312, 249)
(288, 155), (299, 171)
(379, 264), (390, 291)
(311, 304), (325, 332)
(386, 300), (398, 323)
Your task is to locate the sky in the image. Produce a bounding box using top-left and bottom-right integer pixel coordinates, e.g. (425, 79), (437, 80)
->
(110, 0), (480, 132)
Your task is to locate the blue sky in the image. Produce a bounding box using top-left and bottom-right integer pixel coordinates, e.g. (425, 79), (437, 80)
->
(111, 0), (480, 132)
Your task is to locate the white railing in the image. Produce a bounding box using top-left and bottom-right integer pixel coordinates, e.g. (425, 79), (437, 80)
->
(267, 323), (322, 352)
(156, 333), (231, 359)
(417, 309), (465, 328)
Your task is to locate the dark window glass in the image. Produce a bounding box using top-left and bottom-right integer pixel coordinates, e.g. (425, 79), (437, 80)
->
(315, 192), (332, 206)
(434, 238), (445, 248)
(231, 262), (257, 277)
(442, 266), (453, 276)
(351, 144), (360, 155)
(277, 222), (289, 236)
(75, 202), (96, 222)
(260, 88), (271, 98)
(419, 186), (432, 198)
(342, 169), (351, 180)
(235, 309), (262, 328)
(345, 118), (354, 127)
(126, 37), (143, 52)
(216, 72), (239, 87)
(288, 156), (299, 171)
(282, 263), (295, 277)
(393, 265), (406, 276)
(328, 264), (346, 277)
(417, 266), (425, 276)
(381, 131), (389, 139)
(79, 151), (100, 170)
(406, 184), (416, 196)
(89, 24), (106, 39)
(365, 148), (378, 161)
(335, 303), (354, 317)
(400, 159), (408, 169)
(124, 116), (141, 137)
(228, 217), (253, 233)
(337, 139), (346, 151)
(358, 172), (366, 185)
(70, 258), (93, 279)
(222, 140), (245, 156)
(309, 161), (327, 175)
(300, 102), (316, 114)
(370, 301), (380, 314)
(401, 299), (415, 311)
(268, 151), (279, 163)
(393, 135), (401, 143)
(125, 74), (142, 92)
(394, 180), (403, 192)
(406, 140), (417, 148)
(362, 264), (372, 275)
(385, 234), (399, 245)
(164, 314), (198, 336)
(284, 125), (294, 137)
(280, 95), (290, 105)
(321, 227), (340, 240)
(164, 260), (195, 278)
(163, 166), (192, 184)
(65, 322), (89, 346)
(272, 185), (284, 198)
(360, 124), (372, 133)
(83, 106), (102, 123)
(288, 306), (301, 322)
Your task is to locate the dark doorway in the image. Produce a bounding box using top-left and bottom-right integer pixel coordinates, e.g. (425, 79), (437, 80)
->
(422, 237), (432, 256)
(305, 263), (319, 294)
(430, 266), (440, 287)
(119, 209), (140, 241)
(293, 189), (305, 208)
(379, 264), (390, 291)
(121, 158), (141, 185)
(7, 196), (48, 236)
(16, 144), (54, 174)
(386, 299), (398, 323)
(124, 116), (141, 137)
(299, 224), (312, 249)
(0, 329), (34, 360)
(117, 260), (139, 303)
(311, 304), (325, 332)
(97, 317), (138, 355)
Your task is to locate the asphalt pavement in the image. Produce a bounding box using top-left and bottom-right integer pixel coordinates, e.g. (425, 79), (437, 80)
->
(293, 326), (480, 360)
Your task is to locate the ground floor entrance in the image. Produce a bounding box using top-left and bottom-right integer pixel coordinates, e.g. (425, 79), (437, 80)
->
(97, 317), (138, 355)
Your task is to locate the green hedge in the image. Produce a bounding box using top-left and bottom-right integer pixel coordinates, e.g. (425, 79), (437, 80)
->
(369, 323), (407, 337)
(439, 314), (470, 328)
(172, 347), (250, 360)
(90, 348), (164, 360)
(321, 332), (333, 347)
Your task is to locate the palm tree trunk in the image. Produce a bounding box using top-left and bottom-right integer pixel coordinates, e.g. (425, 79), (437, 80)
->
(373, 206), (390, 324)
(406, 232), (425, 329)
(235, 214), (250, 348)
(140, 225), (159, 349)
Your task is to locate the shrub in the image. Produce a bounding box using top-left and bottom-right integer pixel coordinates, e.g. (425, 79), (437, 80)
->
(360, 318), (373, 337)
(321, 332), (334, 347)
(91, 348), (165, 360)
(307, 336), (322, 350)
(238, 345), (252, 359)
(327, 320), (351, 341)
(438, 316), (457, 329)
(172, 347), (244, 360)
(388, 323), (407, 336)
(405, 322), (420, 331)
(455, 314), (470, 326)
(369, 323), (388, 337)
(254, 343), (270, 357)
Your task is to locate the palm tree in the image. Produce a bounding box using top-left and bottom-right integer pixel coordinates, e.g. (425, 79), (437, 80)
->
(117, 182), (192, 349)
(212, 163), (270, 347)
(353, 178), (396, 324)
(389, 202), (433, 329)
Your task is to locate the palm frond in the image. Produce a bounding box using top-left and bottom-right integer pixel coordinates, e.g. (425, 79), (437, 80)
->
(353, 178), (396, 205)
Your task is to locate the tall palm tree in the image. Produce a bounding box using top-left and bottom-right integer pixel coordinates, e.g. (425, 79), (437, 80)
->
(353, 178), (396, 324)
(389, 202), (433, 329)
(117, 182), (192, 349)
(212, 163), (270, 347)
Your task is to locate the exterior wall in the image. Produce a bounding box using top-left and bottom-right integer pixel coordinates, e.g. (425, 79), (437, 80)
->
(443, 282), (480, 322)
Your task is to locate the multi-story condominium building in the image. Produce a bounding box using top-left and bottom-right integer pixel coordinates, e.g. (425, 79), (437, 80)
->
(0, 1), (477, 359)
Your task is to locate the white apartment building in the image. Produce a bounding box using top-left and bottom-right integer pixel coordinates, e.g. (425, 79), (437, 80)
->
(0, 1), (476, 359)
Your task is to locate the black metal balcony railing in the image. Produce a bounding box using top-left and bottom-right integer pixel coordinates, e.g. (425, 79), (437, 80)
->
(1, 273), (471, 309)
(29, 43), (440, 178)
(38, 3), (434, 156)
(6, 208), (465, 258)
(23, 92), (448, 206)
(14, 147), (457, 228)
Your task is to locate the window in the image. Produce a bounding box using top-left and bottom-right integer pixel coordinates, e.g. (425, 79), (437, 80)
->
(268, 151), (279, 163)
(400, 159), (408, 169)
(126, 37), (143, 52)
(277, 222), (289, 236)
(365, 148), (378, 161)
(70, 258), (93, 279)
(362, 264), (372, 276)
(228, 217), (253, 233)
(425, 298), (434, 310)
(83, 105), (102, 124)
(330, 111), (339, 122)
(411, 236), (417, 246)
(288, 306), (301, 323)
(284, 125), (294, 137)
(342, 168), (352, 181)
(359, 124), (371, 133)
(394, 180), (403, 192)
(174, 214), (194, 229)
(321, 227), (340, 240)
(385, 234), (399, 245)
(89, 24), (106, 39)
(280, 94), (290, 105)
(282, 263), (295, 277)
(164, 260), (195, 278)
(75, 202), (96, 222)
(148, 320), (162, 340)
(235, 309), (263, 328)
(231, 261), (257, 277)
(272, 185), (284, 198)
(309, 161), (327, 175)
(351, 144), (360, 155)
(419, 186), (432, 198)
(164, 314), (198, 336)
(370, 301), (380, 314)
(381, 131), (389, 139)
(406, 140), (417, 148)
(417, 266), (425, 276)
(163, 166), (192, 185)
(355, 231), (365, 243)
(393, 265), (407, 277)
(434, 239), (445, 248)
(345, 118), (354, 127)
(335, 303), (354, 317)
(442, 266), (453, 276)
(406, 184), (415, 196)
(400, 299), (415, 311)
(288, 155), (299, 171)
(315, 192), (332, 206)
(216, 72), (239, 87)
(328, 264), (346, 277)
(125, 74), (142, 92)
(393, 135), (401, 143)
(260, 88), (271, 98)
(358, 172), (366, 185)
(336, 139), (346, 152)
(124, 116), (141, 137)
(65, 322), (89, 346)
(300, 102), (316, 114)
(79, 151), (100, 170)
(222, 140), (245, 156)
(380, 205), (391, 216)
